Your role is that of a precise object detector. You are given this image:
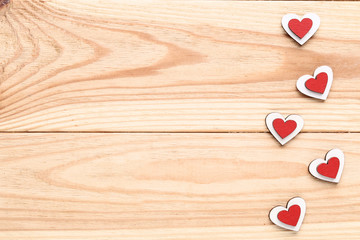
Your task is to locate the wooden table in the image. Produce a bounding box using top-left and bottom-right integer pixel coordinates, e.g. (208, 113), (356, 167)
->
(1, 1), (359, 239)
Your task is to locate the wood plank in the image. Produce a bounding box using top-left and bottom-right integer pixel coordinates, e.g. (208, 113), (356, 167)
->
(2, 224), (360, 240)
(0, 133), (359, 239)
(0, 1), (359, 132)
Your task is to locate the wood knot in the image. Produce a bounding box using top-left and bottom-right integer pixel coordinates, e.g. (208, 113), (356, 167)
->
(0, 0), (11, 16)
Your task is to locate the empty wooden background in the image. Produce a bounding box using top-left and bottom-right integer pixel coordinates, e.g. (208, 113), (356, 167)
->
(0, 0), (359, 239)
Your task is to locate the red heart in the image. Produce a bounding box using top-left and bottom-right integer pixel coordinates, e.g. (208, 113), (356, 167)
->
(273, 119), (297, 139)
(305, 72), (328, 94)
(277, 205), (301, 226)
(317, 157), (340, 179)
(289, 18), (313, 39)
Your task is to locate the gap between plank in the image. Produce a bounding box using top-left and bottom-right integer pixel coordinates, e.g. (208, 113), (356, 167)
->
(0, 131), (358, 134)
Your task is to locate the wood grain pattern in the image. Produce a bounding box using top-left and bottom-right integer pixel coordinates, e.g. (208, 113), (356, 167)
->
(0, 1), (359, 132)
(0, 133), (359, 239)
(1, 1), (360, 239)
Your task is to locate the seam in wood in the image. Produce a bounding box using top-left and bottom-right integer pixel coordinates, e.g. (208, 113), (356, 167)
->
(0, 131), (357, 134)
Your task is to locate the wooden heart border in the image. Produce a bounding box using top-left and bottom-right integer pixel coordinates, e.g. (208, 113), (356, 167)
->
(269, 197), (306, 231)
(296, 66), (333, 100)
(265, 113), (304, 146)
(282, 13), (320, 45)
(308, 148), (344, 183)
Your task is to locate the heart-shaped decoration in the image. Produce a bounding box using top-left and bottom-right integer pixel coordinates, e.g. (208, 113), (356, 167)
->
(269, 197), (306, 231)
(265, 113), (304, 145)
(282, 13), (320, 45)
(296, 66), (333, 100)
(308, 148), (344, 183)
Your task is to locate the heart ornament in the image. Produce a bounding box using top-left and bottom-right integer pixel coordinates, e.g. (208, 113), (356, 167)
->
(266, 113), (304, 145)
(296, 66), (333, 100)
(282, 13), (320, 45)
(269, 197), (306, 231)
(309, 148), (344, 183)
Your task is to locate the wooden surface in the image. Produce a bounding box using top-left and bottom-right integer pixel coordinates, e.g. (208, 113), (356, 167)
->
(0, 133), (360, 239)
(0, 0), (360, 132)
(0, 0), (359, 239)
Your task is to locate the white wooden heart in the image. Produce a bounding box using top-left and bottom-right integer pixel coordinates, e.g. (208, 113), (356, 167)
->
(308, 148), (344, 183)
(282, 13), (320, 45)
(265, 113), (304, 146)
(269, 197), (306, 232)
(296, 66), (333, 100)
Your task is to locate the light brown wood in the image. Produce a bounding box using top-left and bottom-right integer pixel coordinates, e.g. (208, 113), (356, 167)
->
(1, 1), (359, 239)
(0, 133), (359, 239)
(0, 1), (359, 132)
